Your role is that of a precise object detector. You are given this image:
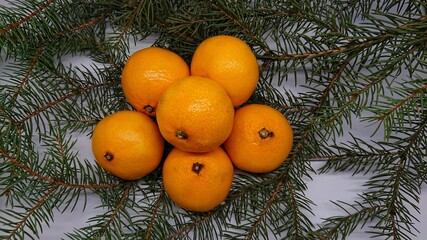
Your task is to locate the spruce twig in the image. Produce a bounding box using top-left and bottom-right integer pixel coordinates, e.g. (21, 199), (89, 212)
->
(1, 1), (426, 239)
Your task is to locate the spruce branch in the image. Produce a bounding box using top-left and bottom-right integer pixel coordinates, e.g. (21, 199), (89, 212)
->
(96, 183), (131, 238)
(6, 183), (59, 240)
(313, 112), (427, 239)
(54, 14), (105, 38)
(312, 200), (385, 240)
(258, 15), (426, 62)
(11, 42), (45, 100)
(374, 84), (427, 122)
(203, 0), (270, 52)
(0, 0), (55, 35)
(0, 144), (123, 190)
(1, 0), (426, 239)
(164, 211), (219, 240)
(246, 179), (283, 240)
(144, 189), (164, 240)
(16, 82), (114, 125)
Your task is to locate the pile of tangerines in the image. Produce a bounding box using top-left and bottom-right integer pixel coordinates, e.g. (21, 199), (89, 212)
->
(91, 35), (294, 212)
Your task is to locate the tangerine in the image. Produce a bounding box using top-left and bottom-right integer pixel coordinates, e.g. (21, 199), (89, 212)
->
(223, 104), (293, 173)
(162, 147), (234, 212)
(121, 47), (190, 116)
(191, 35), (259, 107)
(156, 76), (234, 153)
(91, 110), (164, 180)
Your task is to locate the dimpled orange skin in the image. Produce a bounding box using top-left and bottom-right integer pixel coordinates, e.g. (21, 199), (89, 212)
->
(162, 147), (234, 212)
(224, 104), (293, 173)
(121, 47), (190, 116)
(91, 110), (164, 180)
(156, 76), (234, 153)
(191, 35), (259, 107)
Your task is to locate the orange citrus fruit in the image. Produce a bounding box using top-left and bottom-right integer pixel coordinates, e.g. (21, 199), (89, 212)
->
(156, 76), (234, 153)
(224, 104), (293, 173)
(91, 110), (164, 180)
(190, 35), (259, 107)
(121, 47), (190, 116)
(162, 147), (234, 212)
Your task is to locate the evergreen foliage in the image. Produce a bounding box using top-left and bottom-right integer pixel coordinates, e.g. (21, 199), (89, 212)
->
(0, 0), (426, 239)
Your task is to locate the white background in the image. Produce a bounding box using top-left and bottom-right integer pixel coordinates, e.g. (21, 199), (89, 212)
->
(0, 1), (426, 239)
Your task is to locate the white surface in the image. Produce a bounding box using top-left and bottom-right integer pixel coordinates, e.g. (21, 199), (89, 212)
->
(0, 1), (426, 239)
